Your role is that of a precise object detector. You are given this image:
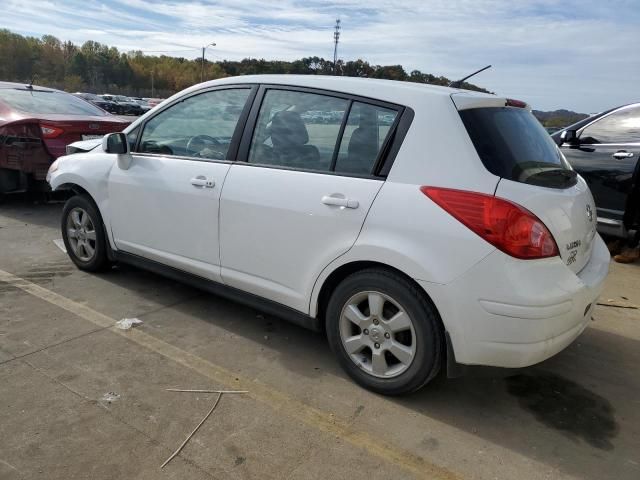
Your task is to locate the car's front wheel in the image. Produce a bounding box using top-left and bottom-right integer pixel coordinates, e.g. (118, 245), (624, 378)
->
(61, 195), (110, 272)
(326, 268), (443, 395)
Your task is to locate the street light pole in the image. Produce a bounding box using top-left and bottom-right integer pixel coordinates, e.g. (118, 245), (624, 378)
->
(201, 42), (216, 83)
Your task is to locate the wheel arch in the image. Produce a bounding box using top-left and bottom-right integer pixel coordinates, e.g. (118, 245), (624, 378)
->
(317, 259), (459, 387)
(57, 182), (91, 198)
(313, 260), (446, 336)
(56, 179), (116, 255)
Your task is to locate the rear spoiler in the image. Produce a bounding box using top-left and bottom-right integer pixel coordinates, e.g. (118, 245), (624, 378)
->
(451, 93), (530, 111)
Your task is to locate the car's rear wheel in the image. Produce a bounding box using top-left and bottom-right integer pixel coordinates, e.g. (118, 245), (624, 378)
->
(326, 268), (443, 395)
(61, 195), (110, 272)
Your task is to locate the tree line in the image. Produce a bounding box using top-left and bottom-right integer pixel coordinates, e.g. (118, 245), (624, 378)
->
(0, 29), (489, 98)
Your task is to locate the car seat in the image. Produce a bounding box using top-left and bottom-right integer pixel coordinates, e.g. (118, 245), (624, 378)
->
(269, 111), (320, 169)
(344, 111), (379, 174)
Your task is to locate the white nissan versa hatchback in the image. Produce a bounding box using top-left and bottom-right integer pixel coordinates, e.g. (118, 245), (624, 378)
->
(48, 75), (610, 395)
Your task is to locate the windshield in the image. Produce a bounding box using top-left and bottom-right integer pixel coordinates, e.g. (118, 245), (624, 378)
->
(460, 106), (575, 188)
(0, 89), (108, 116)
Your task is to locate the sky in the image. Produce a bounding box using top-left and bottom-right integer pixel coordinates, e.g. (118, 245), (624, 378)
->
(2, 0), (639, 112)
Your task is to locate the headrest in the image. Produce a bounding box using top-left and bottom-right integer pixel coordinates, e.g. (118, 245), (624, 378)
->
(269, 111), (309, 148)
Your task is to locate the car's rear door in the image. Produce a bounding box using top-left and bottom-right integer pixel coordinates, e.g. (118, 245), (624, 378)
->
(561, 104), (640, 229)
(219, 86), (404, 312)
(108, 86), (255, 281)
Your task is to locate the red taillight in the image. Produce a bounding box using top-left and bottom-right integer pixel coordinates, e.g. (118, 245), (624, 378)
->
(505, 98), (527, 108)
(40, 124), (65, 139)
(420, 186), (559, 259)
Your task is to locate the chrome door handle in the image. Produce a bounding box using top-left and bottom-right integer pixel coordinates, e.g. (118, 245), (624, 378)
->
(612, 151), (634, 159)
(190, 176), (215, 188)
(321, 195), (359, 209)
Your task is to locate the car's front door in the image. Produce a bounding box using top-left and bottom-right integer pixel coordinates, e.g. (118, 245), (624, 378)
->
(563, 104), (640, 226)
(108, 86), (254, 281)
(219, 87), (402, 312)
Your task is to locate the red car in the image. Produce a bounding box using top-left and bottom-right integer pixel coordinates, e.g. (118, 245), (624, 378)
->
(0, 82), (130, 194)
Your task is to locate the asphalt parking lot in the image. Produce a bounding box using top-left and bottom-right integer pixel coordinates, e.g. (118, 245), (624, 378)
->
(1, 196), (639, 480)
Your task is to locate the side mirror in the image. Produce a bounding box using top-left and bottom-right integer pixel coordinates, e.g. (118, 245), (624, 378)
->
(560, 129), (578, 145)
(102, 132), (132, 169)
(103, 132), (129, 154)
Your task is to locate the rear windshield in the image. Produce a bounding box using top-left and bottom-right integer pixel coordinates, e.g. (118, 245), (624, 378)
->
(0, 89), (108, 116)
(460, 107), (576, 188)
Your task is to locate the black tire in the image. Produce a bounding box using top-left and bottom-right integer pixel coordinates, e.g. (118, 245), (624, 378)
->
(61, 194), (110, 272)
(326, 268), (443, 395)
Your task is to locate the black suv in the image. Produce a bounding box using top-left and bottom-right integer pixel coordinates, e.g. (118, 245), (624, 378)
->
(553, 103), (640, 239)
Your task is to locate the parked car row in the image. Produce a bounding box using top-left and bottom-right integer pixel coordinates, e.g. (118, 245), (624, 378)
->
(73, 92), (164, 116)
(299, 109), (396, 125)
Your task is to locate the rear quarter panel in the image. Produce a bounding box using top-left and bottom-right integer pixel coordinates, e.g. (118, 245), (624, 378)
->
(309, 180), (496, 316)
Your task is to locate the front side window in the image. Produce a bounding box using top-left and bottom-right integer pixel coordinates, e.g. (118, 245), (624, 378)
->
(334, 102), (398, 174)
(580, 105), (640, 144)
(127, 126), (140, 151)
(138, 88), (250, 160)
(248, 89), (348, 171)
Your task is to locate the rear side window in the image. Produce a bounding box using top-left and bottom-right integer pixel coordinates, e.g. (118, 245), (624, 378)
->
(248, 89), (348, 171)
(580, 105), (640, 144)
(247, 89), (400, 175)
(460, 107), (575, 188)
(335, 102), (398, 174)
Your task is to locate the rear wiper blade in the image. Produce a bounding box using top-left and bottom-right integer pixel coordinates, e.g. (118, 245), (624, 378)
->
(531, 168), (577, 179)
(524, 168), (577, 187)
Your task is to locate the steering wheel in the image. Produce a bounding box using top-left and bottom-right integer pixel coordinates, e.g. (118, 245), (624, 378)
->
(186, 134), (221, 156)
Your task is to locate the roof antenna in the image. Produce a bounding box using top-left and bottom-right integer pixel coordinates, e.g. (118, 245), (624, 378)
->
(26, 74), (37, 90)
(449, 65), (491, 89)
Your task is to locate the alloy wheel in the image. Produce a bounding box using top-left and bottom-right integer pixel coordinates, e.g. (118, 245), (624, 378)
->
(66, 207), (97, 262)
(339, 291), (416, 378)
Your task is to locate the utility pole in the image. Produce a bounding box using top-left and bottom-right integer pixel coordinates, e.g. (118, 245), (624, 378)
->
(201, 42), (216, 83)
(333, 19), (341, 75)
(151, 70), (154, 97)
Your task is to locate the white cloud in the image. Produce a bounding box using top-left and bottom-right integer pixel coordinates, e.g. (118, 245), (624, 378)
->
(1, 0), (638, 111)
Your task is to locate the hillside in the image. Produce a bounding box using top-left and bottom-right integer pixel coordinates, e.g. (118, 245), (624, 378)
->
(532, 109), (589, 128)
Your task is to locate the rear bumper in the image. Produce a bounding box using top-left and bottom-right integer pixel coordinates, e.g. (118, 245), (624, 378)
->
(421, 234), (610, 368)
